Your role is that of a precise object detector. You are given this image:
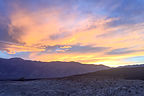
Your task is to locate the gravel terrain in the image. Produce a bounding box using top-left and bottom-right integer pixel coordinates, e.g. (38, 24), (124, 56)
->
(0, 77), (144, 96)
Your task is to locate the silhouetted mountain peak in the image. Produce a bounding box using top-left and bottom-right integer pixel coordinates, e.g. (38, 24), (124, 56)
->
(10, 57), (24, 61)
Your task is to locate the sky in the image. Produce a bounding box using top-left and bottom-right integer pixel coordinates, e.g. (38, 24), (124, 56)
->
(0, 0), (144, 67)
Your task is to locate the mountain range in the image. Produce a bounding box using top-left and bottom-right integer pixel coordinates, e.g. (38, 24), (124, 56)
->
(0, 58), (109, 80)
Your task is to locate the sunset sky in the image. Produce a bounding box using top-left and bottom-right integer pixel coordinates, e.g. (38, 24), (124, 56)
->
(0, 0), (144, 67)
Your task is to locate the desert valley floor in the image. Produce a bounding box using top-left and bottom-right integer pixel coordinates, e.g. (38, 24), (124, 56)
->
(0, 77), (144, 96)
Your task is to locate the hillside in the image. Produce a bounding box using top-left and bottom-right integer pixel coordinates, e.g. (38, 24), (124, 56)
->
(0, 58), (109, 80)
(67, 67), (144, 80)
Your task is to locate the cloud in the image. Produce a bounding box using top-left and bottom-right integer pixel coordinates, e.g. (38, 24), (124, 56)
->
(65, 45), (109, 53)
(0, 0), (144, 66)
(108, 0), (144, 26)
(0, 16), (17, 43)
(0, 41), (45, 54)
(36, 45), (109, 54)
(60, 45), (72, 49)
(8, 4), (115, 46)
(107, 48), (144, 55)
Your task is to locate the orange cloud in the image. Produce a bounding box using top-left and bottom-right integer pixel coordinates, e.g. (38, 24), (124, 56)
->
(8, 7), (116, 46)
(3, 5), (144, 67)
(0, 42), (45, 55)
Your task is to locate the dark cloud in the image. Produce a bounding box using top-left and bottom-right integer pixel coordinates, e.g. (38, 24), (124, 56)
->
(8, 25), (26, 44)
(0, 24), (10, 41)
(107, 48), (133, 55)
(0, 16), (21, 44)
(66, 45), (109, 53)
(107, 48), (144, 55)
(42, 45), (109, 53)
(0, 17), (15, 42)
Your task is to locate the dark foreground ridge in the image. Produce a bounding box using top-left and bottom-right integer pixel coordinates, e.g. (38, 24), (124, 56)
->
(65, 67), (144, 81)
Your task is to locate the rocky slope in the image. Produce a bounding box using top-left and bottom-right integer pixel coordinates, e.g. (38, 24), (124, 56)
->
(0, 77), (144, 96)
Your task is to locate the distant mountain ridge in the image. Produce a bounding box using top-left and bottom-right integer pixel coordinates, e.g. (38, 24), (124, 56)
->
(0, 58), (110, 80)
(119, 64), (144, 68)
